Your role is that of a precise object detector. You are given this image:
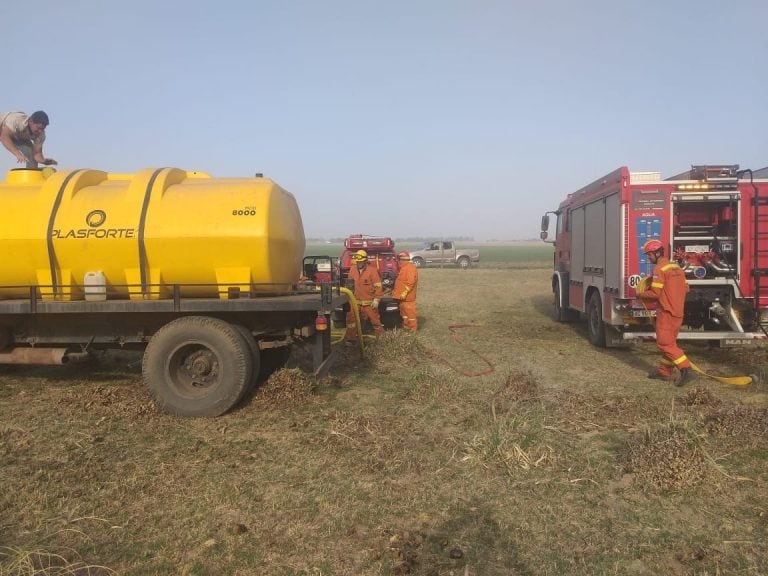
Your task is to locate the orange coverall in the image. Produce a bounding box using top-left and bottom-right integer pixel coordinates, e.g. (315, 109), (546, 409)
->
(639, 257), (691, 377)
(344, 263), (385, 341)
(392, 260), (419, 331)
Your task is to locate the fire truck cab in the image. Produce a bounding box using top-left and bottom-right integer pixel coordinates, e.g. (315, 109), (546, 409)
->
(541, 164), (768, 347)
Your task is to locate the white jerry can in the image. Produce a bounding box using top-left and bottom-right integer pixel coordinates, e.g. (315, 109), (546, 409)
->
(84, 271), (107, 301)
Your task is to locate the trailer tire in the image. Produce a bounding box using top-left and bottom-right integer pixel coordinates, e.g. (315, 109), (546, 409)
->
(143, 316), (254, 417)
(412, 257), (425, 269)
(457, 256), (471, 269)
(587, 292), (607, 347)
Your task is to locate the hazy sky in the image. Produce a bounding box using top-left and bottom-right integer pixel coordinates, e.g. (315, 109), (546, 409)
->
(2, 1), (766, 240)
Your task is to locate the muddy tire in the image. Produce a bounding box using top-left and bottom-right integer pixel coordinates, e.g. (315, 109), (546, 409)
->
(143, 316), (254, 417)
(457, 256), (470, 269)
(586, 292), (607, 347)
(412, 257), (425, 269)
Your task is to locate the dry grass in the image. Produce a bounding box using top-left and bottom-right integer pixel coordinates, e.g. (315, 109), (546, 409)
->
(0, 547), (115, 576)
(251, 367), (318, 409)
(622, 423), (710, 491)
(2, 268), (768, 575)
(704, 405), (768, 438)
(678, 385), (723, 408)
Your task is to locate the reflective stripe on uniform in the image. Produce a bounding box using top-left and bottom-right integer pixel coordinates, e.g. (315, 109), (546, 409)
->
(672, 354), (688, 366)
(651, 282), (664, 289)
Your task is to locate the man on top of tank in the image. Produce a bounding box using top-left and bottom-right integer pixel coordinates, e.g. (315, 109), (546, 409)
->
(0, 110), (57, 168)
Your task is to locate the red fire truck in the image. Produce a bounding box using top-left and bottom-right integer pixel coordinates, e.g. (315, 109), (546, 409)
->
(336, 234), (401, 328)
(540, 164), (768, 347)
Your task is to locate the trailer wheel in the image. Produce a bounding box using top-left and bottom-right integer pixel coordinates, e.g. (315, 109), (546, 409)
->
(457, 256), (471, 269)
(143, 316), (254, 417)
(587, 292), (607, 347)
(412, 257), (425, 269)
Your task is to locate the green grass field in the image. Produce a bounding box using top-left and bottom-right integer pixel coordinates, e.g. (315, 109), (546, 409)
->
(305, 242), (553, 266)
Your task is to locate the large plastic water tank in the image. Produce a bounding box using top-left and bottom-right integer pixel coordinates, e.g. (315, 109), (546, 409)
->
(0, 168), (305, 300)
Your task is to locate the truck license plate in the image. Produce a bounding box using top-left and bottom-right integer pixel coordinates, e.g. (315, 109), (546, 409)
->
(631, 310), (655, 317)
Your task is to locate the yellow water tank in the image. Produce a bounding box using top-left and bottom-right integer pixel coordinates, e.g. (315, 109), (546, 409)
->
(0, 167), (305, 300)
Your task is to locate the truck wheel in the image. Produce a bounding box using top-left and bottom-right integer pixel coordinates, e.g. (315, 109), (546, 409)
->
(554, 280), (566, 321)
(554, 279), (578, 322)
(412, 257), (425, 269)
(143, 316), (254, 417)
(587, 292), (607, 347)
(233, 324), (262, 392)
(457, 256), (471, 269)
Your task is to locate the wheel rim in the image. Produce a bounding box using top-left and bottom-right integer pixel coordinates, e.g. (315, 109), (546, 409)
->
(166, 343), (221, 398)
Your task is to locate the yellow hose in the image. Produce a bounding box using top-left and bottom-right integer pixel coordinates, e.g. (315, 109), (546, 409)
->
(688, 361), (753, 386)
(339, 287), (365, 354)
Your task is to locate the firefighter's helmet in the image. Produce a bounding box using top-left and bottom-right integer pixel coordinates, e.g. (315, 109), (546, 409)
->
(351, 249), (368, 262)
(398, 251), (411, 261)
(642, 239), (664, 254)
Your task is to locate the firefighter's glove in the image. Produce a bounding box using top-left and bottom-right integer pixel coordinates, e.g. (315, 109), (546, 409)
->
(636, 276), (652, 294)
(371, 298), (380, 308)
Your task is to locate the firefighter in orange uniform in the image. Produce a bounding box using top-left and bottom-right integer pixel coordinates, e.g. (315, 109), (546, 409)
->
(393, 251), (419, 331)
(344, 249), (385, 342)
(638, 239), (696, 386)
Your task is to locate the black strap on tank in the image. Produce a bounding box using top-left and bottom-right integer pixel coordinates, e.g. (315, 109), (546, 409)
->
(138, 168), (165, 296)
(46, 169), (84, 296)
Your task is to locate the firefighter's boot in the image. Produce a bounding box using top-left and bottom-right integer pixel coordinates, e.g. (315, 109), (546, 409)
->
(676, 368), (697, 387)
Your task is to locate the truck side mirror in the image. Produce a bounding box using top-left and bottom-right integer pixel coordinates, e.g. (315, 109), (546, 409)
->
(540, 214), (550, 231)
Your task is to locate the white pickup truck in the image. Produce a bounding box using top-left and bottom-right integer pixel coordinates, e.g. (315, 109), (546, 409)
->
(409, 241), (480, 269)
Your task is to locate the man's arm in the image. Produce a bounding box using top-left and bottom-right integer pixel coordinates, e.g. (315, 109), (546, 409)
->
(32, 141), (56, 165)
(0, 125), (28, 163)
(32, 142), (45, 163)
